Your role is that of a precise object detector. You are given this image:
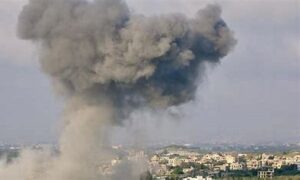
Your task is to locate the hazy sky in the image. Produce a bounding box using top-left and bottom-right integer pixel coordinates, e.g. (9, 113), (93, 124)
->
(0, 0), (299, 144)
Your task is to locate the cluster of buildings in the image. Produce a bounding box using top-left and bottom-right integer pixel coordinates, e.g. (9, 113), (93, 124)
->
(96, 146), (300, 179)
(98, 149), (148, 176)
(146, 148), (300, 179)
(2, 143), (299, 179)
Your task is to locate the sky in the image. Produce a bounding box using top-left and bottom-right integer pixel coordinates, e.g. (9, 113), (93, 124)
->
(0, 0), (299, 145)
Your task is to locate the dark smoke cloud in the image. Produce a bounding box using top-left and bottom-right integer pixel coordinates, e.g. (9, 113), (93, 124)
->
(0, 0), (236, 179)
(18, 0), (236, 113)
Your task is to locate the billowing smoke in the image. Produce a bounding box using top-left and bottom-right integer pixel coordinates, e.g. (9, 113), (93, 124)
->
(0, 0), (236, 179)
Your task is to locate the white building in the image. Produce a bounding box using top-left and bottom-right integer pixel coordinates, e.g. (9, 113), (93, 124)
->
(224, 155), (235, 164)
(183, 176), (212, 180)
(230, 162), (244, 170)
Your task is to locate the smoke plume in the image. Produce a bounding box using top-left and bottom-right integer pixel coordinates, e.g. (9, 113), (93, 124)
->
(0, 0), (236, 179)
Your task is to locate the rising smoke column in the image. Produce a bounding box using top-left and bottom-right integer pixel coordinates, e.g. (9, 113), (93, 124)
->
(0, 0), (236, 179)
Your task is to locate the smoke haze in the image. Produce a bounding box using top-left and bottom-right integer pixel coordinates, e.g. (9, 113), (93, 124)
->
(0, 0), (235, 179)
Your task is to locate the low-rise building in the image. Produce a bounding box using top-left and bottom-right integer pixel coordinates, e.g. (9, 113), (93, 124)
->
(229, 162), (244, 170)
(183, 176), (212, 180)
(257, 169), (274, 178)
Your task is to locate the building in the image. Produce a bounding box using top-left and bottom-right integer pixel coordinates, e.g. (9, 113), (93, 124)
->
(183, 176), (212, 180)
(230, 162), (244, 170)
(225, 154), (235, 164)
(296, 162), (300, 171)
(247, 159), (259, 169)
(257, 169), (274, 178)
(214, 164), (228, 171)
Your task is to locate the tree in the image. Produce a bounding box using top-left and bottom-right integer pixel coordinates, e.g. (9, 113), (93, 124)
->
(172, 166), (184, 175)
(275, 164), (300, 176)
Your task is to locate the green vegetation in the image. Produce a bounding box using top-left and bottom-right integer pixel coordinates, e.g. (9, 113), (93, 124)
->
(171, 166), (184, 175)
(217, 176), (300, 180)
(0, 149), (20, 163)
(225, 170), (258, 177)
(181, 162), (209, 170)
(275, 164), (300, 176)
